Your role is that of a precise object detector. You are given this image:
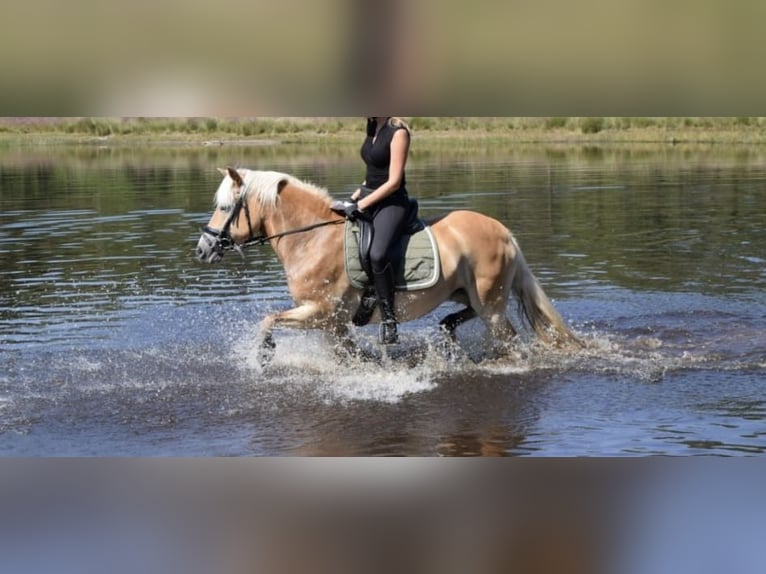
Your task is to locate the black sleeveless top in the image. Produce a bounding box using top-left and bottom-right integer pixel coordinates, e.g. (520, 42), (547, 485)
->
(360, 119), (409, 201)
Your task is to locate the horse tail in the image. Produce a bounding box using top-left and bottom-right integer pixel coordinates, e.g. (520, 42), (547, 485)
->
(509, 235), (583, 348)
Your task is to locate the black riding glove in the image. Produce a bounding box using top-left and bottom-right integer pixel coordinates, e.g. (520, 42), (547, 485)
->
(331, 200), (368, 222)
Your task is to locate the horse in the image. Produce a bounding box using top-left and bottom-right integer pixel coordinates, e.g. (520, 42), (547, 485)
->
(195, 167), (581, 363)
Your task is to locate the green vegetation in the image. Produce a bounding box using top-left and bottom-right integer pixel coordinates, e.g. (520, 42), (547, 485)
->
(1, 117), (765, 145)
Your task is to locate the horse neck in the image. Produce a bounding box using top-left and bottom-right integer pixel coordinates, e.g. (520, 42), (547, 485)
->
(259, 185), (333, 255)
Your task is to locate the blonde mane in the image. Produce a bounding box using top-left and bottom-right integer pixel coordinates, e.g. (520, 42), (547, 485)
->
(214, 169), (330, 210)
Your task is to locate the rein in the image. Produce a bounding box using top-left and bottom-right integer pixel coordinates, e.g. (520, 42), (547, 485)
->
(246, 219), (345, 247)
(201, 193), (344, 258)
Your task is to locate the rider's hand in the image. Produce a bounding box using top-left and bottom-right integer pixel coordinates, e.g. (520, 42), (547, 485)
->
(344, 202), (360, 219)
(331, 200), (367, 221)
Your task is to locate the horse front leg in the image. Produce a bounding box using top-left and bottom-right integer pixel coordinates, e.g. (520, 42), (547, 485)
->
(257, 303), (320, 366)
(328, 321), (361, 361)
(256, 314), (278, 368)
(257, 302), (347, 367)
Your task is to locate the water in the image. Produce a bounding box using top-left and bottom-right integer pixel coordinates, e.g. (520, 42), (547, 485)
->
(1, 142), (764, 455)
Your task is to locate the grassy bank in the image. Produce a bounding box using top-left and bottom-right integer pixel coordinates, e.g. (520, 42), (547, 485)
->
(1, 117), (765, 145)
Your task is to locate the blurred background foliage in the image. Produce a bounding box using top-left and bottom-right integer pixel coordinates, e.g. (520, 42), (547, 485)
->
(2, 117), (766, 144)
(1, 0), (765, 115)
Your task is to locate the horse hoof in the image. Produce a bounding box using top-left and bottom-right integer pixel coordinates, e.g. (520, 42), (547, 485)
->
(332, 338), (359, 362)
(258, 335), (276, 368)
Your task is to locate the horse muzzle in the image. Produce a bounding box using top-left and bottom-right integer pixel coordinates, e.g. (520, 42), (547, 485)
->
(196, 228), (226, 264)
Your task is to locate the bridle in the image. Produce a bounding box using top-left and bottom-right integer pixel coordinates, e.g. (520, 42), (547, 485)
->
(200, 191), (344, 258)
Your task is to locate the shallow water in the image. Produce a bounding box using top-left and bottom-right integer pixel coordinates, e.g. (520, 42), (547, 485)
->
(1, 142), (764, 455)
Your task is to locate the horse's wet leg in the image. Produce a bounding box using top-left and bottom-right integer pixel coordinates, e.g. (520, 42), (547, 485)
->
(334, 337), (356, 360)
(255, 314), (278, 367)
(484, 315), (518, 358)
(258, 333), (276, 367)
(439, 307), (477, 341)
(437, 307), (476, 361)
(329, 325), (359, 362)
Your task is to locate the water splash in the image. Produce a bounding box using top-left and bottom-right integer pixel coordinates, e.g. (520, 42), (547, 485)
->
(233, 327), (440, 404)
(479, 327), (721, 383)
(223, 313), (733, 407)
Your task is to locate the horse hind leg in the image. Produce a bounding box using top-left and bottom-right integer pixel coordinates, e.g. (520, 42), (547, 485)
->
(439, 307), (477, 341)
(485, 313), (518, 343)
(472, 275), (519, 356)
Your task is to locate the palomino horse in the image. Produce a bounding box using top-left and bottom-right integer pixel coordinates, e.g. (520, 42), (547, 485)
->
(196, 168), (580, 362)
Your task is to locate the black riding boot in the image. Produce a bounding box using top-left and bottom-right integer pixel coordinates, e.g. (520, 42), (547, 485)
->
(373, 263), (398, 344)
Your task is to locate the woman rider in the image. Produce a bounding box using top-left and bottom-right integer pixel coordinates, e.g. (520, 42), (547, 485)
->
(345, 117), (412, 345)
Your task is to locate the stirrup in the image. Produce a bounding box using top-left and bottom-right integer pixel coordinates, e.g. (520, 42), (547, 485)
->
(379, 321), (399, 345)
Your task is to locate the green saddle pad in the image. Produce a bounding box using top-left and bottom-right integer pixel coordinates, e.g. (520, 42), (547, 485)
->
(343, 220), (441, 291)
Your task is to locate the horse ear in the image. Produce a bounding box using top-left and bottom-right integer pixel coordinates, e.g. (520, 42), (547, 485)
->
(217, 167), (228, 177)
(226, 166), (244, 187)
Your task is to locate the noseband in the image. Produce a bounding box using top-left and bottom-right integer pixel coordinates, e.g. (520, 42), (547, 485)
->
(201, 191), (256, 258)
(201, 192), (344, 258)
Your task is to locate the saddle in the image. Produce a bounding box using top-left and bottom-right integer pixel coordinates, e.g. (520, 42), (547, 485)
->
(344, 199), (441, 292)
(355, 198), (424, 277)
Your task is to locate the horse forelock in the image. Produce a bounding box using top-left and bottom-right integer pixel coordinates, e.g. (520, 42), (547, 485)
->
(214, 170), (329, 210)
(213, 174), (238, 210)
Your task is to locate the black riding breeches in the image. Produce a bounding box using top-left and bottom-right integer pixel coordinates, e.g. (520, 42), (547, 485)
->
(369, 202), (408, 274)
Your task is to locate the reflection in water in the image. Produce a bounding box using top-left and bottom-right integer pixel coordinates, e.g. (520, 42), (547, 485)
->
(1, 143), (765, 455)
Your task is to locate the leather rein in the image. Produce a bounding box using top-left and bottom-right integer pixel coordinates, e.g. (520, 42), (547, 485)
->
(201, 192), (344, 258)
